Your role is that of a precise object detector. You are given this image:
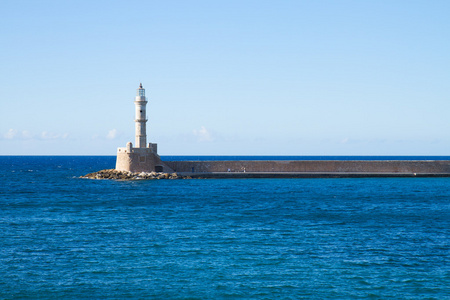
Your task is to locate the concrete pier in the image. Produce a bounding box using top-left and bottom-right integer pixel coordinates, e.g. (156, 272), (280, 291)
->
(164, 160), (450, 178)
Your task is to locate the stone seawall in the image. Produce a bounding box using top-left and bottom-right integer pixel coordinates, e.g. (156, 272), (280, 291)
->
(163, 160), (450, 177)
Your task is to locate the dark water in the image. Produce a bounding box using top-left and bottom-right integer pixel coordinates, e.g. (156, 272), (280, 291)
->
(1, 156), (449, 299)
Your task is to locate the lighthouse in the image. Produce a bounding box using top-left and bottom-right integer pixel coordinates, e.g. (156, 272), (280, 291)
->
(135, 83), (147, 148)
(115, 84), (173, 173)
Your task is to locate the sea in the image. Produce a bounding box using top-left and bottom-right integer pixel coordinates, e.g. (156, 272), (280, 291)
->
(0, 156), (449, 299)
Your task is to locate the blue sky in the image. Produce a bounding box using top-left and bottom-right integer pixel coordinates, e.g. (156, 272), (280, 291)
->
(1, 0), (449, 155)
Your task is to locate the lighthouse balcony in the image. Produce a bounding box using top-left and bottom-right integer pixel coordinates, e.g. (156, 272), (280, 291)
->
(134, 118), (148, 122)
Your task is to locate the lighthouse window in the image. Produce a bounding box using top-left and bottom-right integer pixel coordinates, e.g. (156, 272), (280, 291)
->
(140, 110), (142, 113)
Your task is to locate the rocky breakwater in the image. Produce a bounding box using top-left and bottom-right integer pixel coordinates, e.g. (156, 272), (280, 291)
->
(81, 169), (188, 180)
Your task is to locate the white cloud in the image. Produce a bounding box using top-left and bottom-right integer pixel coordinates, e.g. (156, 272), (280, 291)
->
(3, 129), (68, 140)
(21, 130), (34, 139)
(193, 126), (213, 142)
(4, 129), (18, 139)
(41, 131), (55, 140)
(40, 131), (69, 140)
(106, 129), (118, 140)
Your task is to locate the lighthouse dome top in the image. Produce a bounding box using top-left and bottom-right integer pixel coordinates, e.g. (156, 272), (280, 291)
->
(137, 83), (145, 97)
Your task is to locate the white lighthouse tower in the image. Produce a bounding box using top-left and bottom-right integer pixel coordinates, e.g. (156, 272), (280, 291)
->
(135, 83), (147, 148)
(115, 83), (173, 173)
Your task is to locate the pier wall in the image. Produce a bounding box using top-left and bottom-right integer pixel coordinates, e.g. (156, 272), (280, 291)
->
(164, 160), (450, 175)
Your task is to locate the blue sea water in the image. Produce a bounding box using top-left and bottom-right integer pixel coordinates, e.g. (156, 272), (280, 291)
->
(0, 156), (449, 299)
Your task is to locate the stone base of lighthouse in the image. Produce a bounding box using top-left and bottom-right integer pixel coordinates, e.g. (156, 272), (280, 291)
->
(115, 142), (174, 173)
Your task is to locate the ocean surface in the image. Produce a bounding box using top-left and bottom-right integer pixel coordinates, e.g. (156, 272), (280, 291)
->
(0, 156), (449, 299)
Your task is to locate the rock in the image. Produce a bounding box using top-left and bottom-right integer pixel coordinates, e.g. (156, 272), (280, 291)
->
(81, 169), (188, 180)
